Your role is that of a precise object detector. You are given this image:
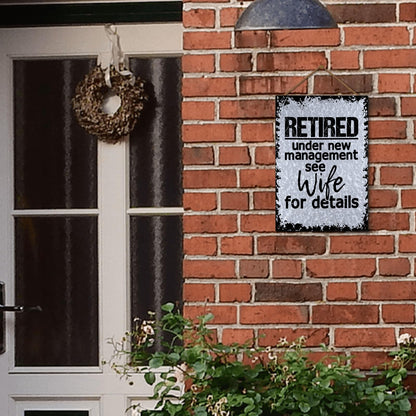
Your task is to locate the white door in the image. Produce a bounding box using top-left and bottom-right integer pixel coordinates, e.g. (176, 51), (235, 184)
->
(0, 24), (183, 416)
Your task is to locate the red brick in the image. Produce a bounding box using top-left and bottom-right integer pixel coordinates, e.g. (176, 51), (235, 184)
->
(380, 166), (413, 185)
(379, 257), (411, 277)
(220, 53), (252, 72)
(183, 147), (213, 165)
(253, 191), (274, 210)
(378, 73), (411, 93)
(221, 191), (249, 210)
(313, 74), (373, 94)
(240, 76), (306, 95)
(369, 97), (396, 117)
(370, 144), (416, 163)
(369, 212), (409, 231)
(399, 234), (416, 253)
(312, 305), (379, 324)
(272, 259), (302, 279)
(184, 236), (217, 255)
(402, 189), (416, 208)
(271, 28), (340, 47)
(219, 146), (250, 165)
(184, 305), (237, 325)
(401, 97), (416, 115)
(183, 9), (215, 28)
(240, 305), (309, 324)
(241, 123), (274, 142)
(220, 7), (244, 27)
(350, 352), (391, 370)
(382, 304), (415, 323)
(258, 236), (326, 255)
(183, 283), (215, 302)
(183, 192), (217, 211)
(368, 167), (376, 185)
(257, 52), (327, 71)
(255, 146), (274, 165)
(400, 3), (416, 21)
(256, 282), (322, 302)
(330, 235), (394, 254)
(240, 168), (274, 187)
(183, 31), (231, 50)
(327, 4), (396, 24)
(335, 328), (396, 347)
(307, 258), (376, 278)
(222, 329), (254, 345)
(240, 214), (275, 232)
(369, 120), (407, 139)
(183, 259), (236, 279)
(259, 328), (329, 347)
(258, 328), (329, 347)
(221, 236), (253, 255)
(330, 50), (360, 70)
(369, 189), (398, 208)
(183, 101), (215, 120)
(183, 169), (236, 188)
(183, 77), (236, 97)
(220, 99), (274, 119)
(182, 54), (215, 73)
(183, 124), (235, 143)
(183, 214), (237, 233)
(326, 282), (357, 301)
(219, 283), (252, 302)
(364, 49), (416, 68)
(240, 259), (269, 278)
(362, 281), (416, 300)
(344, 26), (409, 46)
(235, 30), (268, 48)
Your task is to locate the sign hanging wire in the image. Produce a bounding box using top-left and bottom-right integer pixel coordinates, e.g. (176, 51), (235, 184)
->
(285, 65), (359, 96)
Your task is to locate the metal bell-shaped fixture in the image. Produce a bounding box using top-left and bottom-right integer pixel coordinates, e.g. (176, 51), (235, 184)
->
(235, 0), (337, 30)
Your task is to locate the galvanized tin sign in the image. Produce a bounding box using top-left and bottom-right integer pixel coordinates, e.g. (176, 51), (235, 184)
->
(275, 96), (368, 232)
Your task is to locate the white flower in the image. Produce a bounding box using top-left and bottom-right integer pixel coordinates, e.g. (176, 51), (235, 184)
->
(142, 324), (154, 336)
(398, 333), (412, 345)
(174, 363), (187, 383)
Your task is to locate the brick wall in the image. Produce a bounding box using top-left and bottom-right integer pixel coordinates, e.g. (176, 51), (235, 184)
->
(182, 0), (416, 371)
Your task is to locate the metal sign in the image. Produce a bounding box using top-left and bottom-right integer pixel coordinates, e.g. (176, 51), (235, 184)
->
(275, 95), (368, 232)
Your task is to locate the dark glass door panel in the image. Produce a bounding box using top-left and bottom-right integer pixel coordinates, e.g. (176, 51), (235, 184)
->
(129, 57), (182, 208)
(130, 215), (182, 326)
(14, 59), (97, 209)
(15, 216), (98, 367)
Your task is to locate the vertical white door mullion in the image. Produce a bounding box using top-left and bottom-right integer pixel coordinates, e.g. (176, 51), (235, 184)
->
(0, 30), (14, 416)
(98, 139), (128, 374)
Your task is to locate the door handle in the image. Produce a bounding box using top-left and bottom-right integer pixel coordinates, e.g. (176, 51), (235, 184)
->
(0, 305), (42, 312)
(0, 281), (42, 354)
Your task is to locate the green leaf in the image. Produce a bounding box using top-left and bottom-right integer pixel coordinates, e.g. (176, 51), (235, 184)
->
(144, 371), (156, 385)
(398, 399), (411, 412)
(194, 406), (208, 416)
(376, 392), (385, 404)
(149, 357), (164, 368)
(162, 303), (175, 312)
(299, 402), (311, 413)
(392, 374), (402, 385)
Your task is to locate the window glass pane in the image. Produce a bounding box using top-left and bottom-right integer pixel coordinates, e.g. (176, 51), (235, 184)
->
(14, 59), (97, 209)
(129, 57), (182, 207)
(130, 216), (182, 340)
(15, 216), (98, 367)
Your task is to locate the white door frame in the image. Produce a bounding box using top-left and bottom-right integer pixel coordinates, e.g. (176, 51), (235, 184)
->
(0, 23), (182, 416)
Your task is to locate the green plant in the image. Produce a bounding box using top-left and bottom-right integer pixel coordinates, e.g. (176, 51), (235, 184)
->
(110, 304), (413, 416)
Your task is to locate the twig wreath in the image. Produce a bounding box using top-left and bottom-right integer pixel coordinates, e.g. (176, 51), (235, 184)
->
(72, 25), (147, 143)
(72, 65), (147, 143)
